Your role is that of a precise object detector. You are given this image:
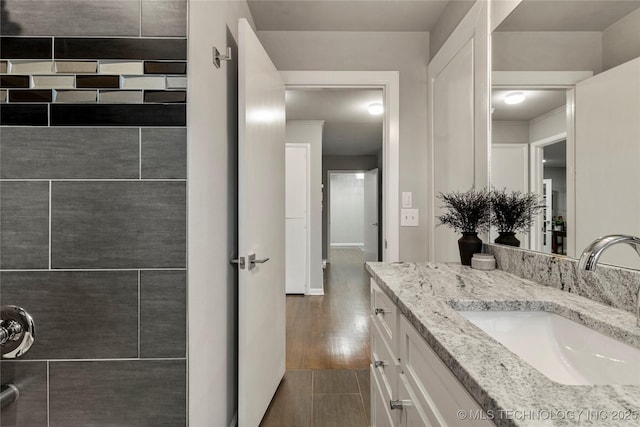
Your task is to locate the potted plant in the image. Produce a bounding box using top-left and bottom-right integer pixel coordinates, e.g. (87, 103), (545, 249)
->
(437, 188), (491, 265)
(490, 188), (544, 247)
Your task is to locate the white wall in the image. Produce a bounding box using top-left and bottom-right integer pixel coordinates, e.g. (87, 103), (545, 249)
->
(330, 173), (365, 246)
(492, 121), (529, 144)
(603, 7), (640, 71)
(286, 121), (323, 293)
(187, 1), (255, 425)
(258, 30), (430, 261)
(529, 107), (566, 142)
(492, 31), (602, 74)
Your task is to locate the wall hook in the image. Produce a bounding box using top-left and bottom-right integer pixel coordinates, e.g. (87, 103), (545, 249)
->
(213, 46), (232, 68)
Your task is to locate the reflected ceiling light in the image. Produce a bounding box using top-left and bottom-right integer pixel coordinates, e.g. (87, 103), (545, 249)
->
(368, 102), (384, 115)
(504, 92), (526, 105)
(355, 173), (365, 180)
(542, 159), (547, 163)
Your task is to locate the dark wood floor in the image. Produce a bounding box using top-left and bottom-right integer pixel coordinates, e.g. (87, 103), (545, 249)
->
(260, 247), (371, 427)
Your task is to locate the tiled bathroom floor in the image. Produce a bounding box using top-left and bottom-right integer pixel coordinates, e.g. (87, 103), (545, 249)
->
(260, 369), (370, 427)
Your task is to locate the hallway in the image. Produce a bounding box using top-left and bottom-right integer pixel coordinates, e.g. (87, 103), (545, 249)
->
(260, 247), (371, 426)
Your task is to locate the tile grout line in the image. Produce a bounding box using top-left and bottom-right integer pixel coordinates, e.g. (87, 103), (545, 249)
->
(139, 127), (142, 179)
(354, 369), (368, 424)
(310, 370), (314, 427)
(47, 360), (50, 427)
(138, 269), (141, 358)
(48, 180), (52, 270)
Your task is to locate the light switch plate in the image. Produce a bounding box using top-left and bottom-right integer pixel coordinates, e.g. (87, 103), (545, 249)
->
(402, 192), (412, 208)
(401, 209), (419, 227)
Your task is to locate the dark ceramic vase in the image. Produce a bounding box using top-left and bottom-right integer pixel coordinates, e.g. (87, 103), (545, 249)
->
(458, 232), (483, 266)
(495, 232), (520, 247)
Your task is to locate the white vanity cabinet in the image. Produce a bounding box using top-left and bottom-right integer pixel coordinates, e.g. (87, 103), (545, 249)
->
(370, 279), (494, 427)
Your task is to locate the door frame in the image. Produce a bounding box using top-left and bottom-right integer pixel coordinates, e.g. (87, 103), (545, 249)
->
(529, 132), (567, 253)
(281, 71), (400, 262)
(285, 142), (311, 294)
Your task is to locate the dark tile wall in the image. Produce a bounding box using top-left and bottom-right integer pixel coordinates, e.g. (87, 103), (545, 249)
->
(0, 1), (187, 425)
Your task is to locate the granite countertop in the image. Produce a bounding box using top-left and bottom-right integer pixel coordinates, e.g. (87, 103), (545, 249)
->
(366, 262), (640, 427)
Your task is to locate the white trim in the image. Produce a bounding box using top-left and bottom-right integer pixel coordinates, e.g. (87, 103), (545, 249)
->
(285, 142), (311, 295)
(492, 71), (593, 87)
(529, 106), (567, 125)
(529, 132), (567, 252)
(308, 289), (325, 296)
(330, 243), (364, 248)
(281, 71), (400, 262)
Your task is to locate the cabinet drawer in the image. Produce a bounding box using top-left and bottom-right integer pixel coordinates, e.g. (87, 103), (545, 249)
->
(399, 315), (494, 427)
(371, 278), (398, 348)
(398, 373), (433, 427)
(372, 318), (399, 400)
(371, 364), (396, 427)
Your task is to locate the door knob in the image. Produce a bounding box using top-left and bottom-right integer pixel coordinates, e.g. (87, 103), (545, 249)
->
(248, 253), (270, 271)
(390, 399), (412, 410)
(1, 305), (35, 359)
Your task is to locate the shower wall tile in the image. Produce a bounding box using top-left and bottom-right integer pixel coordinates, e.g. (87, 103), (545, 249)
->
(0, 0), (140, 36)
(0, 271), (138, 359)
(0, 75), (29, 88)
(76, 75), (120, 89)
(98, 60), (144, 75)
(0, 362), (48, 426)
(0, 37), (52, 59)
(141, 128), (187, 179)
(0, 103), (48, 126)
(55, 38), (187, 60)
(53, 89), (97, 103)
(50, 103), (186, 126)
(54, 61), (98, 73)
(144, 61), (187, 75)
(8, 60), (53, 74)
(140, 270), (187, 357)
(51, 181), (186, 268)
(31, 75), (75, 89)
(166, 76), (187, 89)
(98, 90), (143, 103)
(121, 75), (166, 90)
(0, 182), (49, 269)
(144, 90), (186, 103)
(142, 0), (187, 37)
(8, 89), (53, 103)
(49, 360), (186, 427)
(0, 127), (139, 179)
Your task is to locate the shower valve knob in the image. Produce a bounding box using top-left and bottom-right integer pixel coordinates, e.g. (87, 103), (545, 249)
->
(0, 306), (35, 359)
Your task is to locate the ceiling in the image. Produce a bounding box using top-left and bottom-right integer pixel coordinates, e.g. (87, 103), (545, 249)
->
(286, 88), (383, 156)
(496, 0), (640, 31)
(247, 0), (449, 31)
(491, 89), (566, 121)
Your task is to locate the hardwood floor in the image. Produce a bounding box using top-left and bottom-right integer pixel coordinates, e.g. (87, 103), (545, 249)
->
(286, 247), (371, 370)
(260, 247), (372, 426)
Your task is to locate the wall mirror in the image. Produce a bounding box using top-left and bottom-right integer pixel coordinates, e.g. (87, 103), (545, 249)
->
(491, 0), (640, 270)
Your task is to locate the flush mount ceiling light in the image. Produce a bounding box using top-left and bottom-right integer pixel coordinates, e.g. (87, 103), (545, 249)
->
(368, 102), (384, 115)
(504, 92), (526, 105)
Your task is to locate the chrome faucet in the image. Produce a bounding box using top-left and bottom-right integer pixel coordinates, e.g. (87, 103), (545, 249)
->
(578, 234), (640, 326)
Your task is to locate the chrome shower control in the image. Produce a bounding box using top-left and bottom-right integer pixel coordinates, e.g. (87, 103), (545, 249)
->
(1, 306), (35, 359)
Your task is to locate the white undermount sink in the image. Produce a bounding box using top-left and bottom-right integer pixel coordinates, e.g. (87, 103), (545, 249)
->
(457, 310), (640, 385)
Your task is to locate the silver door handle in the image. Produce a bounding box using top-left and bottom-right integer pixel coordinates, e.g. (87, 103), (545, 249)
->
(248, 253), (270, 270)
(390, 399), (412, 410)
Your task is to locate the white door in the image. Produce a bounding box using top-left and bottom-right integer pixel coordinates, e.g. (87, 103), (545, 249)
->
(237, 18), (286, 427)
(363, 168), (379, 262)
(285, 144), (309, 294)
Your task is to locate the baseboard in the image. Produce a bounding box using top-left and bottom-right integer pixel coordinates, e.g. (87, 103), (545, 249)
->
(229, 412), (237, 427)
(308, 288), (324, 296)
(330, 243), (364, 247)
